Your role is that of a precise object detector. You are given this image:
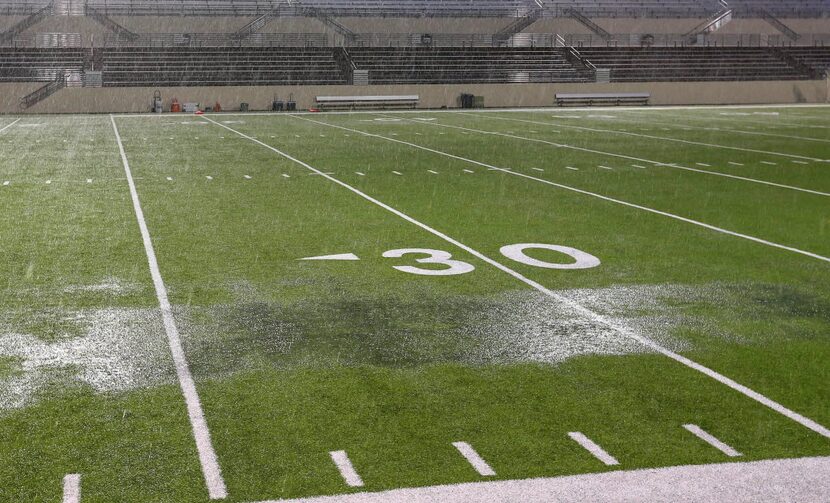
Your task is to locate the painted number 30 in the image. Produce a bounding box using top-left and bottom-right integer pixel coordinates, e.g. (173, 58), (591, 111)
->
(382, 243), (600, 276)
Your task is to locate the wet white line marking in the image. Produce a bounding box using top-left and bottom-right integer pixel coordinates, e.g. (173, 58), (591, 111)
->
(531, 168), (544, 172)
(355, 171), (365, 176)
(565, 166), (579, 171)
(631, 164), (647, 169)
(728, 162), (744, 166)
(427, 170), (438, 174)
(244, 175), (251, 179)
(297, 116), (830, 263)
(683, 424), (742, 457)
(330, 451), (364, 487)
(696, 163), (711, 167)
(0, 118), (21, 133)
(792, 160), (808, 165)
(403, 116), (829, 197)
(2, 181), (8, 186)
(111, 116), (227, 500)
(62, 474), (81, 503)
(392, 171), (403, 175)
(166, 177), (173, 181)
(206, 176), (213, 180)
(471, 113), (825, 162)
(282, 174), (290, 178)
(210, 114), (830, 440)
(761, 161), (777, 165)
(598, 165), (613, 170)
(463, 169), (475, 174)
(568, 432), (619, 466)
(453, 442), (496, 476)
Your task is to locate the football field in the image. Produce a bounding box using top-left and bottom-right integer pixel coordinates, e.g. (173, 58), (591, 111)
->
(0, 105), (828, 502)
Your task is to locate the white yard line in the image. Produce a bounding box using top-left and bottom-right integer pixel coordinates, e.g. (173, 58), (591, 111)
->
(683, 424), (741, 457)
(568, 432), (619, 466)
(398, 115), (829, 197)
(452, 442), (496, 476)
(204, 115), (830, 441)
(293, 115), (830, 265)
(330, 451), (365, 487)
(466, 113), (828, 163)
(247, 456), (830, 503)
(110, 116), (228, 500)
(0, 118), (21, 134)
(62, 474), (81, 503)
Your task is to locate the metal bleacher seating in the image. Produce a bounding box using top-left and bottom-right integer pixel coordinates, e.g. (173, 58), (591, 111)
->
(0, 47), (84, 81)
(347, 47), (593, 84)
(729, 1), (830, 18)
(577, 47), (812, 82)
(100, 47), (348, 86)
(784, 46), (830, 75)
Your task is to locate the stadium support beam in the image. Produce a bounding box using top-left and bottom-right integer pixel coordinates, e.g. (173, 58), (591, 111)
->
(758, 8), (800, 43)
(493, 7), (543, 45)
(85, 7), (139, 42)
(563, 9), (613, 43)
(0, 3), (52, 44)
(683, 8), (733, 45)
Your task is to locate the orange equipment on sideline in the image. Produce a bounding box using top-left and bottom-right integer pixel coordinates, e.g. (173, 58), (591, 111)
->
(170, 98), (181, 113)
(214, 102), (222, 112)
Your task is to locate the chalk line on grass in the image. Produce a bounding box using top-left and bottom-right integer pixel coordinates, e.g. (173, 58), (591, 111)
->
(205, 114), (830, 440)
(330, 451), (365, 487)
(683, 424), (742, 457)
(111, 116), (227, 500)
(0, 118), (21, 134)
(453, 442), (496, 476)
(568, 432), (619, 466)
(62, 474), (81, 503)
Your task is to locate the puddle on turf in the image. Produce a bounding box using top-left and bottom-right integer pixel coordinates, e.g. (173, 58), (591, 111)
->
(1, 281), (826, 411)
(0, 307), (174, 412)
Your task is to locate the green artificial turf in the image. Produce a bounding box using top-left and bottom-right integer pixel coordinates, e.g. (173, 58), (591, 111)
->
(0, 107), (827, 501)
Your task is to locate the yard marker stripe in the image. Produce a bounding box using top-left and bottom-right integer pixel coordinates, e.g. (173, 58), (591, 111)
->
(475, 113), (824, 162)
(0, 118), (21, 134)
(728, 162), (744, 166)
(568, 432), (619, 466)
(294, 115), (830, 264)
(62, 474), (81, 503)
(683, 424), (742, 457)
(404, 115), (829, 197)
(330, 451), (364, 487)
(204, 115), (830, 440)
(110, 116), (228, 500)
(631, 164), (647, 169)
(452, 442), (496, 476)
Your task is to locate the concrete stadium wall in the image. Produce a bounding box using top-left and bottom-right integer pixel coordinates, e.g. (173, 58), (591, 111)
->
(1, 79), (826, 114)
(4, 15), (829, 41)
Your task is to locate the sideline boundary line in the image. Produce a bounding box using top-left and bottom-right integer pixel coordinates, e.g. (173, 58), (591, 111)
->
(0, 118), (21, 134)
(203, 114), (830, 440)
(291, 114), (830, 264)
(247, 456), (830, 503)
(110, 115), (228, 500)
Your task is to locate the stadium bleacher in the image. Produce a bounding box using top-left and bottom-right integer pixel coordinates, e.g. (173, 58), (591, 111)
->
(576, 47), (812, 81)
(784, 46), (830, 74)
(0, 47), (84, 81)
(347, 47), (592, 84)
(100, 47), (347, 86)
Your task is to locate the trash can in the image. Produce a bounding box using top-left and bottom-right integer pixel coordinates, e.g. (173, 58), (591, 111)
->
(240, 102), (249, 112)
(459, 93), (474, 109)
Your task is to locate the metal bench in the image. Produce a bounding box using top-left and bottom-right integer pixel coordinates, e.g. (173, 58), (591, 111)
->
(315, 95), (419, 110)
(555, 92), (650, 106)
